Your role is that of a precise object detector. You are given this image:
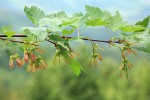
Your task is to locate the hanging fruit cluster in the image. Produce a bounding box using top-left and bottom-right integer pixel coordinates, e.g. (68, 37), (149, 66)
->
(9, 44), (47, 72)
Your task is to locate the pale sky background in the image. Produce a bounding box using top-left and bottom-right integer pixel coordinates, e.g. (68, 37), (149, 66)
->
(0, 0), (150, 39)
(0, 0), (150, 22)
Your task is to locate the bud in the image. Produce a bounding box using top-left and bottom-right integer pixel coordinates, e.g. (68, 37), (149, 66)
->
(39, 63), (47, 69)
(34, 62), (40, 70)
(31, 64), (36, 72)
(89, 57), (96, 67)
(98, 55), (103, 61)
(127, 50), (131, 54)
(9, 59), (14, 69)
(16, 57), (23, 68)
(27, 61), (33, 72)
(24, 52), (29, 62)
(94, 59), (98, 66)
(27, 65), (31, 72)
(119, 64), (124, 70)
(40, 60), (47, 67)
(127, 62), (133, 70)
(30, 53), (37, 61)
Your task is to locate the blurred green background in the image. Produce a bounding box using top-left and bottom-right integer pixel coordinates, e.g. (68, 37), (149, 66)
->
(0, 43), (150, 100)
(0, 0), (150, 100)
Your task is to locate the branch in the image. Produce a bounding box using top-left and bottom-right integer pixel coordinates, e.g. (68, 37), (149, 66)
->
(0, 37), (37, 46)
(0, 35), (27, 37)
(0, 35), (121, 44)
(61, 36), (120, 44)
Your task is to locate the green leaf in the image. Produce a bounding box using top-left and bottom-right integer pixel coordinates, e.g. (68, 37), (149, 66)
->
(62, 28), (74, 35)
(136, 16), (150, 28)
(46, 11), (70, 27)
(102, 11), (112, 20)
(85, 5), (103, 19)
(68, 58), (84, 76)
(46, 11), (85, 28)
(24, 5), (45, 25)
(71, 15), (88, 28)
(55, 41), (84, 76)
(85, 18), (108, 26)
(53, 40), (84, 76)
(85, 5), (113, 27)
(60, 13), (84, 27)
(85, 5), (111, 25)
(5, 31), (15, 37)
(21, 27), (47, 41)
(120, 25), (145, 32)
(133, 30), (150, 53)
(53, 11), (67, 18)
(61, 19), (78, 26)
(63, 51), (84, 76)
(46, 11), (68, 19)
(49, 34), (68, 46)
(60, 17), (85, 28)
(72, 13), (83, 18)
(49, 34), (64, 42)
(134, 46), (150, 53)
(38, 18), (62, 32)
(106, 11), (127, 31)
(0, 26), (15, 37)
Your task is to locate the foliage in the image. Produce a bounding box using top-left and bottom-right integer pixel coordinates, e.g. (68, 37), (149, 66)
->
(0, 26), (15, 37)
(0, 5), (149, 78)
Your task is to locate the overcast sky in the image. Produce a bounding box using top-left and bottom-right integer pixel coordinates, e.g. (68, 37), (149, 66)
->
(0, 0), (150, 22)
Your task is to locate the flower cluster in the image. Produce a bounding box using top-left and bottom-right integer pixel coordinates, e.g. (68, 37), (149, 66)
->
(53, 47), (75, 64)
(121, 47), (137, 59)
(119, 58), (133, 79)
(9, 54), (23, 68)
(89, 43), (103, 67)
(26, 55), (47, 72)
(9, 47), (47, 72)
(119, 39), (137, 79)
